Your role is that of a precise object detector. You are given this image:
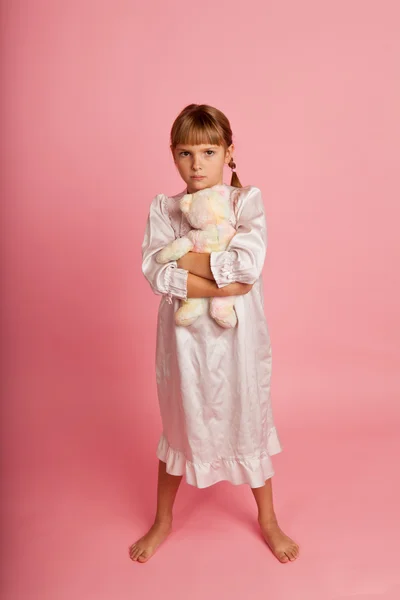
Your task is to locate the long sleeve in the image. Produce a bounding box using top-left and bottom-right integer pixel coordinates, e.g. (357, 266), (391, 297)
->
(210, 186), (267, 288)
(141, 193), (188, 304)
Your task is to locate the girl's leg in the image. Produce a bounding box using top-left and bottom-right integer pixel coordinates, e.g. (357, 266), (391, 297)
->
(154, 458), (183, 523)
(129, 459), (183, 563)
(251, 477), (300, 563)
(252, 476), (277, 522)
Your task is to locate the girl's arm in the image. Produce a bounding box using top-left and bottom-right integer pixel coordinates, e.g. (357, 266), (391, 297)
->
(186, 272), (252, 298)
(141, 194), (189, 302)
(209, 186), (267, 288)
(177, 252), (214, 281)
(178, 186), (267, 289)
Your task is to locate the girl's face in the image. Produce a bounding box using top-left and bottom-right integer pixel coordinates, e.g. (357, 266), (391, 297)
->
(171, 142), (234, 193)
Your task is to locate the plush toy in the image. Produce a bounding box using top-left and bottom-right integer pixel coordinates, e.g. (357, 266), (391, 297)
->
(155, 185), (238, 328)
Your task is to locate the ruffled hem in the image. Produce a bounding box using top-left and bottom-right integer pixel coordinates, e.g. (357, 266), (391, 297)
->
(156, 430), (283, 489)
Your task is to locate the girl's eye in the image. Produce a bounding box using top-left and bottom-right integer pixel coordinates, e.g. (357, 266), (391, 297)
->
(179, 150), (215, 157)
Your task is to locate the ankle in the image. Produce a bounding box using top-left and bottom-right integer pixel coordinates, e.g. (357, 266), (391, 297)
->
(154, 516), (173, 527)
(258, 513), (278, 527)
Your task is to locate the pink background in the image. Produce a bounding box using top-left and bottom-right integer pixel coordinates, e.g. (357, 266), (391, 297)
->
(1, 0), (399, 598)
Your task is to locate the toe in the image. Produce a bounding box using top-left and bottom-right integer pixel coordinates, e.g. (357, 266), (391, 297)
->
(138, 551), (149, 563)
(279, 553), (289, 562)
(285, 551), (293, 561)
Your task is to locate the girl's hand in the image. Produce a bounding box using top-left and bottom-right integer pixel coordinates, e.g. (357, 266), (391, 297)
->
(220, 282), (254, 296)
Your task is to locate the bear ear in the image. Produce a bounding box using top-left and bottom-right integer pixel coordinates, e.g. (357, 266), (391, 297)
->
(180, 193), (193, 214)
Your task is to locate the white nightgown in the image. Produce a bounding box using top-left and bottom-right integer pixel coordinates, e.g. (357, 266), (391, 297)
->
(141, 182), (283, 489)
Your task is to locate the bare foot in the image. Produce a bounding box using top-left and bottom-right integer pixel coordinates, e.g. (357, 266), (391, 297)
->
(129, 520), (172, 563)
(258, 517), (299, 563)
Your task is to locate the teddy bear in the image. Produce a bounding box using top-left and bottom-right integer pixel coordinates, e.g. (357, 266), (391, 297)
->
(155, 185), (238, 328)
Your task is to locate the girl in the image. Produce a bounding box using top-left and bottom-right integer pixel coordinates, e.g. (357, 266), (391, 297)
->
(129, 104), (299, 564)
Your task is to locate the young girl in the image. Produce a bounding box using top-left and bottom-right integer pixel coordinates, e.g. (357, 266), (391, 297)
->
(129, 104), (299, 564)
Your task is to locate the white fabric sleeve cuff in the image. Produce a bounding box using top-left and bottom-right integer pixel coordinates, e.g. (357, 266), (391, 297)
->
(209, 251), (236, 288)
(164, 263), (189, 303)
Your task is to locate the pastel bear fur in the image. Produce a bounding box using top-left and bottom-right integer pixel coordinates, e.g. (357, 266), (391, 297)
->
(155, 186), (238, 328)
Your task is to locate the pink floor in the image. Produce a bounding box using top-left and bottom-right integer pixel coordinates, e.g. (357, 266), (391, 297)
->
(2, 390), (399, 599)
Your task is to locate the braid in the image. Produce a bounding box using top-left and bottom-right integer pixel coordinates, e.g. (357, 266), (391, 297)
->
(228, 158), (242, 187)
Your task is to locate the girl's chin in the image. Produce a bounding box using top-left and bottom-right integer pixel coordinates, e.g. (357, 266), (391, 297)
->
(186, 179), (207, 191)
(185, 179), (224, 193)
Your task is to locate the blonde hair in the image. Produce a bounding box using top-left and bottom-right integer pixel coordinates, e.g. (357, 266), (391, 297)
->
(170, 104), (243, 188)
